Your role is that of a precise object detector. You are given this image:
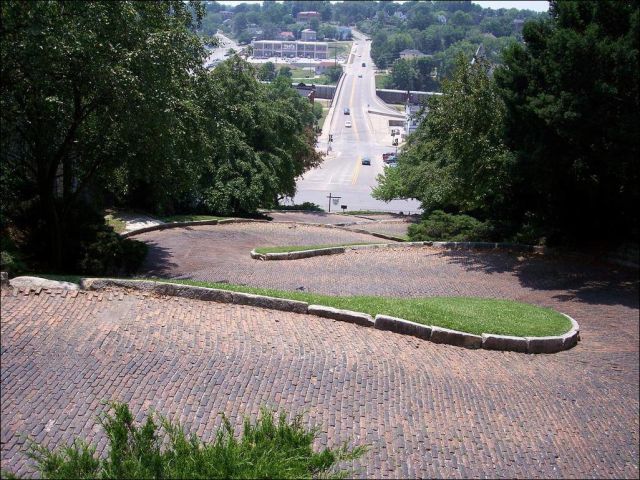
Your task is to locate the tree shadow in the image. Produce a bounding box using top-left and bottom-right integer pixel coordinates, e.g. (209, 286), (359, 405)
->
(435, 248), (639, 309)
(135, 240), (179, 278)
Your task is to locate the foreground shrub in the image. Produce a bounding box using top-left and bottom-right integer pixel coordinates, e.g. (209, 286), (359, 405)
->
(13, 403), (366, 479)
(408, 210), (491, 242)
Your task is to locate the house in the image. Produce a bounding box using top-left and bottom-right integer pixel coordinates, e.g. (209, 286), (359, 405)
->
(278, 31), (295, 41)
(220, 11), (233, 20)
(437, 14), (447, 24)
(399, 49), (427, 60)
(405, 103), (426, 135)
(393, 11), (407, 20)
(296, 11), (320, 22)
(301, 29), (317, 41)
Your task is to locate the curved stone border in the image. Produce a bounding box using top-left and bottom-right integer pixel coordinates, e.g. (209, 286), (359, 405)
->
(251, 242), (427, 260)
(81, 278), (580, 354)
(121, 218), (269, 238)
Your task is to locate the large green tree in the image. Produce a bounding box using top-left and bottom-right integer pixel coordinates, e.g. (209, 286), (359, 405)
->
(495, 0), (640, 242)
(1, 1), (207, 268)
(373, 55), (513, 223)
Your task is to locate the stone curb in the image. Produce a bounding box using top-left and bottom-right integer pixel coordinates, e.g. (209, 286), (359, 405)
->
(431, 241), (547, 253)
(374, 314), (432, 340)
(251, 247), (346, 261)
(77, 278), (579, 354)
(80, 278), (307, 314)
(121, 218), (268, 238)
(307, 305), (375, 327)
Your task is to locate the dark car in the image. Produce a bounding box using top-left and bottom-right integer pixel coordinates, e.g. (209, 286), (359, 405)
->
(362, 62), (366, 67)
(361, 157), (371, 165)
(344, 108), (350, 115)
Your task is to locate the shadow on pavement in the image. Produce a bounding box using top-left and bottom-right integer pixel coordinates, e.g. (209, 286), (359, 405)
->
(435, 249), (639, 309)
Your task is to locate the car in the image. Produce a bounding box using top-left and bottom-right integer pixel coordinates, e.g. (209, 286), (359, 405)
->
(345, 120), (352, 127)
(344, 108), (350, 115)
(358, 74), (362, 78)
(362, 62), (366, 67)
(361, 157), (371, 165)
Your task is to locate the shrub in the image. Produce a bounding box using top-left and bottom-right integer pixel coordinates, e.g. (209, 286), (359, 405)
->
(274, 202), (323, 212)
(408, 210), (491, 242)
(10, 403), (366, 479)
(78, 228), (147, 276)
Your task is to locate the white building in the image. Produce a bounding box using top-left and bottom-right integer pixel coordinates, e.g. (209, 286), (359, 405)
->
(301, 29), (317, 41)
(252, 40), (328, 59)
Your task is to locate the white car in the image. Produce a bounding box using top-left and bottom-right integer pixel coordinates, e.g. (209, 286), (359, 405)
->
(345, 120), (352, 127)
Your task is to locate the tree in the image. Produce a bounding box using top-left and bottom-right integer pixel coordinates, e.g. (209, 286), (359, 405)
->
(495, 0), (640, 242)
(278, 66), (293, 78)
(324, 65), (343, 83)
(258, 61), (277, 81)
(0, 0), (207, 269)
(374, 55), (513, 225)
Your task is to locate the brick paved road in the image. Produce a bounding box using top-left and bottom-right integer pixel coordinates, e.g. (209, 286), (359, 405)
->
(1, 219), (638, 478)
(1, 287), (637, 478)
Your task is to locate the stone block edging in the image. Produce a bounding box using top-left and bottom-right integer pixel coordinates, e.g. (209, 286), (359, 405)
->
(121, 218), (268, 238)
(251, 247), (345, 261)
(80, 278), (579, 354)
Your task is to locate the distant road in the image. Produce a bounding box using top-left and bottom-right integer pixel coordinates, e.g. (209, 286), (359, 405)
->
(205, 32), (240, 66)
(292, 31), (421, 214)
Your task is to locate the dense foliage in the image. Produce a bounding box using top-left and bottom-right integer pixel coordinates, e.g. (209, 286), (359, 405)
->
(6, 403), (365, 479)
(375, 0), (639, 246)
(1, 1), (321, 272)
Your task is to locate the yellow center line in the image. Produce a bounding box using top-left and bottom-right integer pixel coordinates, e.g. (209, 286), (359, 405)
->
(348, 78), (360, 142)
(351, 156), (362, 185)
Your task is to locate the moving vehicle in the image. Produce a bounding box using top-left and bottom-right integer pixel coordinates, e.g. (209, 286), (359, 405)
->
(358, 74), (362, 78)
(344, 108), (350, 115)
(361, 157), (371, 166)
(362, 62), (366, 67)
(345, 120), (352, 127)
(382, 152), (396, 163)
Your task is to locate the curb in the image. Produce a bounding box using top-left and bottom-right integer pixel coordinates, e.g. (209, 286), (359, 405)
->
(121, 218), (268, 238)
(79, 278), (580, 354)
(251, 242), (428, 261)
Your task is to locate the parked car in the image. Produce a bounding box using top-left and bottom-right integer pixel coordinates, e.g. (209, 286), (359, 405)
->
(345, 120), (352, 127)
(358, 74), (362, 78)
(344, 108), (350, 115)
(361, 157), (371, 165)
(362, 62), (366, 67)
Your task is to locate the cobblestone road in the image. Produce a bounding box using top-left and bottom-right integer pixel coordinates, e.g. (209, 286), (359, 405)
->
(1, 219), (638, 478)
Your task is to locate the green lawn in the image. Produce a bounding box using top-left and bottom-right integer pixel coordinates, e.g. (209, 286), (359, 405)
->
(254, 242), (383, 254)
(29, 274), (572, 337)
(104, 213), (127, 233)
(160, 214), (224, 223)
(151, 278), (572, 337)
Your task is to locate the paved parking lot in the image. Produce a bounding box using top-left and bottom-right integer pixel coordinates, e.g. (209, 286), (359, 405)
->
(1, 219), (638, 478)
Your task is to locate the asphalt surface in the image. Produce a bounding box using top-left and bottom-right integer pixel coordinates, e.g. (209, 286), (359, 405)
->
(292, 32), (422, 213)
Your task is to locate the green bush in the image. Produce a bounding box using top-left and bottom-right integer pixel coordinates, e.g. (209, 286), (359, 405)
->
(9, 403), (365, 480)
(79, 228), (147, 276)
(408, 210), (491, 242)
(274, 202), (323, 212)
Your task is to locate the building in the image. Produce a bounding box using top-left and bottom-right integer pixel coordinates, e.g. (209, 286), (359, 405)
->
(301, 29), (317, 41)
(405, 104), (426, 136)
(399, 49), (427, 60)
(393, 11), (407, 20)
(278, 31), (295, 41)
(220, 11), (233, 19)
(296, 11), (321, 22)
(251, 40), (328, 59)
(437, 14), (447, 24)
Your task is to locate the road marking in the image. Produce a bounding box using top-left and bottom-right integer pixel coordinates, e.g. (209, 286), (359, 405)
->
(351, 156), (362, 185)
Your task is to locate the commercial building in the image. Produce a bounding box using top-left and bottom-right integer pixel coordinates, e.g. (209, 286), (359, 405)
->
(251, 40), (328, 59)
(296, 11), (321, 22)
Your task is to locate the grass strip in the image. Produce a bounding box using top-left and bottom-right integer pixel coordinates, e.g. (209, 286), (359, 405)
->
(150, 278), (571, 337)
(30, 274), (572, 337)
(254, 243), (382, 254)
